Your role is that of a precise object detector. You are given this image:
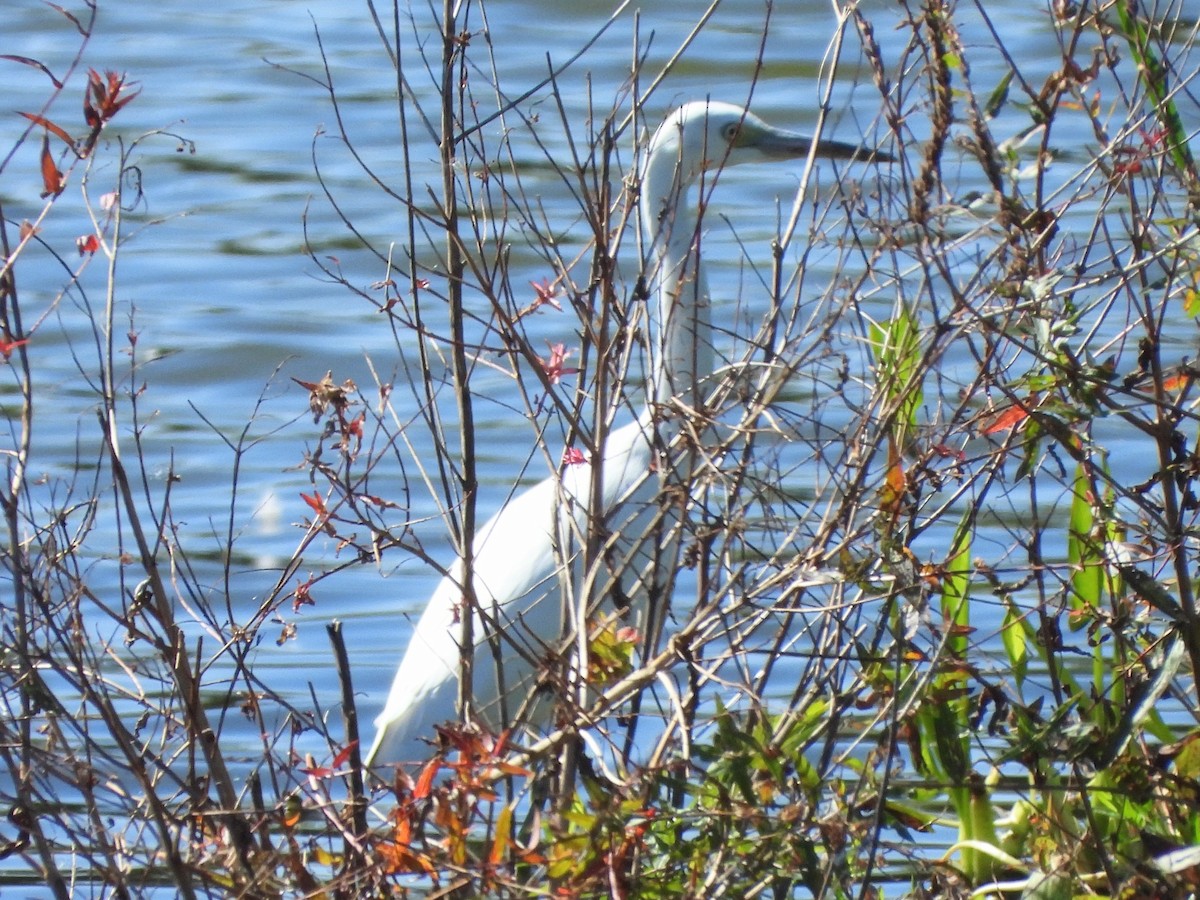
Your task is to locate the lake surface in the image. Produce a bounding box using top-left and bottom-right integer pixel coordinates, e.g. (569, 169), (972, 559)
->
(1, 0), (1179, 892)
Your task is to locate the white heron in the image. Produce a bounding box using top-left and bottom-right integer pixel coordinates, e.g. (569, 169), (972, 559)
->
(365, 100), (884, 768)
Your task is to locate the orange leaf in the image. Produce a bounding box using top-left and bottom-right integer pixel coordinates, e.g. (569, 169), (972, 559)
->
(377, 840), (436, 876)
(299, 492), (327, 518)
(413, 757), (440, 800)
(879, 437), (907, 516)
(280, 796), (303, 828)
(39, 135), (64, 197)
(517, 847), (548, 865)
(19, 112), (74, 147)
(980, 403), (1030, 435)
(1162, 372), (1192, 393)
(885, 455), (906, 496)
(492, 760), (533, 778)
(392, 815), (412, 847)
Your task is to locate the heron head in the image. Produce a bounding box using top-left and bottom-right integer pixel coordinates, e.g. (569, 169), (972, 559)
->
(647, 100), (890, 190)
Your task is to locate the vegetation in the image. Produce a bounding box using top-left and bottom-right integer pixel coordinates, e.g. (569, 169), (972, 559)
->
(3, 0), (1200, 896)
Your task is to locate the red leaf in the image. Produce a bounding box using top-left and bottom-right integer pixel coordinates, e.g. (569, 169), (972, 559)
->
(18, 111), (74, 146)
(292, 577), (315, 612)
(536, 342), (580, 385)
(1113, 158), (1142, 176)
(360, 493), (399, 509)
(1139, 127), (1168, 149)
(109, 88), (140, 116)
(83, 96), (100, 131)
(562, 447), (587, 466)
(931, 443), (966, 462)
(88, 69), (106, 106)
(1, 56), (63, 89)
(44, 2), (85, 34)
(76, 234), (99, 255)
(85, 69), (140, 124)
(331, 740), (358, 770)
(39, 135), (64, 197)
(529, 277), (562, 312)
(0, 338), (30, 360)
(292, 371), (356, 420)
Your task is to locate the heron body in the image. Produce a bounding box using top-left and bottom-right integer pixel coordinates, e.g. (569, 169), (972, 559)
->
(365, 101), (879, 768)
(365, 412), (656, 767)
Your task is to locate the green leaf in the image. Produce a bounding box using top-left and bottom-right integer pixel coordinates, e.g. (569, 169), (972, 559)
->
(1021, 871), (1076, 900)
(1171, 732), (1200, 779)
(942, 514), (972, 658)
(984, 69), (1013, 118)
(1001, 602), (1028, 688)
(867, 306), (924, 448)
(1067, 462), (1103, 616)
(1184, 287), (1200, 318)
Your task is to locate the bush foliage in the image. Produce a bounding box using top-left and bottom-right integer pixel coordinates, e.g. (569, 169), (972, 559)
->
(3, 0), (1200, 897)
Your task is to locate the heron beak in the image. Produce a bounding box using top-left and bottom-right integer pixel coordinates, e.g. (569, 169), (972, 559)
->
(752, 125), (894, 163)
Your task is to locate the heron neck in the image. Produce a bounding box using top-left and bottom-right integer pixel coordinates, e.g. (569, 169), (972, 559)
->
(641, 160), (712, 411)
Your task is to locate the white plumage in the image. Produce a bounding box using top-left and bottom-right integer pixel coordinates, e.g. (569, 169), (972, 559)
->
(365, 101), (878, 768)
